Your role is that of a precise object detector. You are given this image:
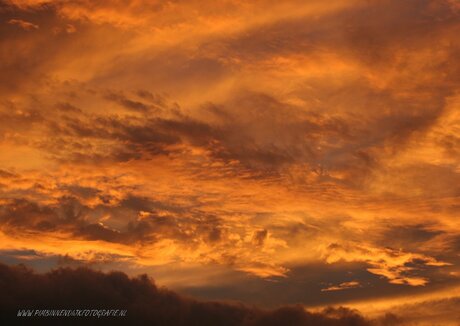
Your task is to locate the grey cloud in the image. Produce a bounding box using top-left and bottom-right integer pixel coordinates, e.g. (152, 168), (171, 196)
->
(104, 91), (152, 113)
(0, 262), (402, 326)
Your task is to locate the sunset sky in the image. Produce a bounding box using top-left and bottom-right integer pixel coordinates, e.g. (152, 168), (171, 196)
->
(1, 0), (460, 324)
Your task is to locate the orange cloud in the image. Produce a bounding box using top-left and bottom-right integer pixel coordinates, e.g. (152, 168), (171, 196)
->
(7, 18), (39, 30)
(1, 0), (460, 323)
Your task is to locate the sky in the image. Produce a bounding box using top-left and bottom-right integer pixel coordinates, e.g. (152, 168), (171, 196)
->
(0, 0), (460, 324)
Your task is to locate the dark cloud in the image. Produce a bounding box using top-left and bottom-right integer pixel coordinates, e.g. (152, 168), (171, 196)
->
(178, 260), (458, 309)
(26, 80), (452, 189)
(0, 262), (398, 325)
(380, 296), (460, 326)
(376, 224), (443, 253)
(0, 195), (226, 249)
(104, 91), (151, 113)
(252, 229), (268, 246)
(60, 185), (100, 199)
(0, 198), (57, 229)
(0, 169), (16, 178)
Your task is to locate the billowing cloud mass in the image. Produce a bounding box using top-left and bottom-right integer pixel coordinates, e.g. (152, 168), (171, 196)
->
(0, 0), (460, 324)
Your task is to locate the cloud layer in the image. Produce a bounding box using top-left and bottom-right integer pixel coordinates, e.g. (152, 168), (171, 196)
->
(0, 262), (399, 326)
(1, 0), (460, 324)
